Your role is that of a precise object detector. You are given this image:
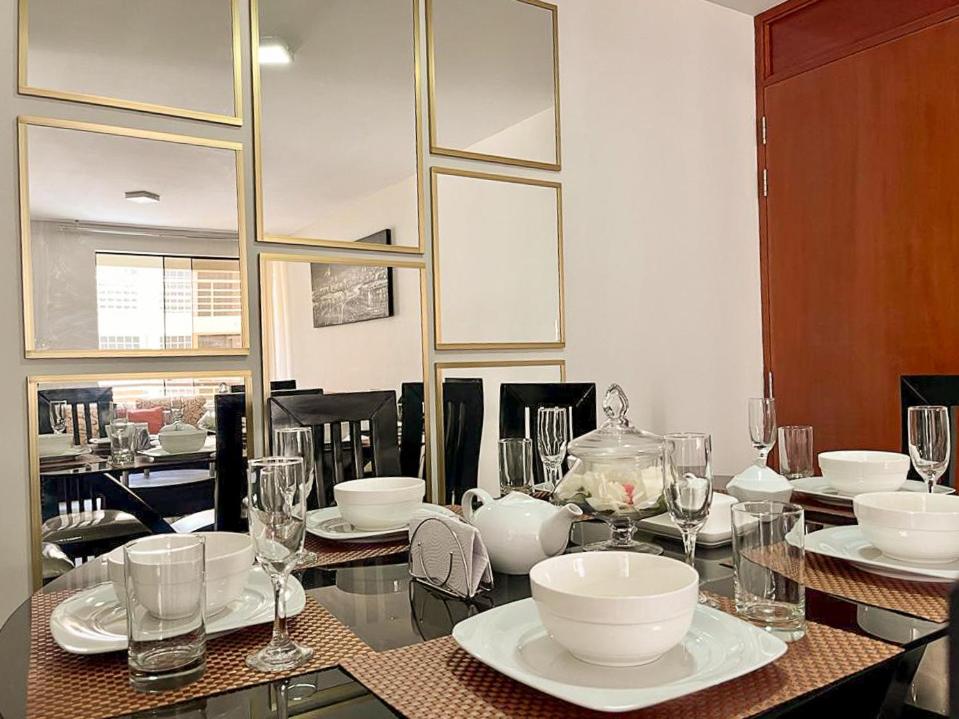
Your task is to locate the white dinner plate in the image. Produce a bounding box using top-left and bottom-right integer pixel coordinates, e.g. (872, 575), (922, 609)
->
(791, 477), (954, 505)
(49, 566), (306, 655)
(39, 448), (85, 462)
(452, 598), (786, 713)
(803, 525), (958, 583)
(139, 437), (215, 461)
(306, 504), (457, 543)
(636, 514), (731, 547)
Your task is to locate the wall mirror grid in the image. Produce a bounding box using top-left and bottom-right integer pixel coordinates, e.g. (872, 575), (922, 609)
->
(432, 168), (564, 349)
(427, 0), (560, 169)
(19, 0), (242, 124)
(28, 371), (252, 588)
(434, 360), (565, 503)
(254, 0), (424, 252)
(260, 254), (431, 496)
(19, 117), (249, 358)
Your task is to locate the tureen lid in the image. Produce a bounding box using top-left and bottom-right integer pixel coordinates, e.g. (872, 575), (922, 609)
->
(567, 384), (663, 459)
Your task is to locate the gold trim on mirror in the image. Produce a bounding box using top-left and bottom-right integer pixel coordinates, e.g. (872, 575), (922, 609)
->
(433, 359), (566, 504)
(18, 116), (251, 359)
(258, 252), (433, 500)
(426, 0), (561, 171)
(17, 0), (244, 126)
(430, 166), (566, 351)
(251, 0), (426, 254)
(26, 369), (254, 591)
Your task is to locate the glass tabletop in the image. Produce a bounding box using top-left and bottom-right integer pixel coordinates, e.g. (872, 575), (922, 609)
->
(0, 525), (945, 719)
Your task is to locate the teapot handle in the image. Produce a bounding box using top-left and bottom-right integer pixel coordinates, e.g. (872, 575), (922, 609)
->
(461, 488), (494, 524)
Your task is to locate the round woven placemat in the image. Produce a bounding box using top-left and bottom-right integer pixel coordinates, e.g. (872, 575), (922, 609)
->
(28, 589), (370, 719)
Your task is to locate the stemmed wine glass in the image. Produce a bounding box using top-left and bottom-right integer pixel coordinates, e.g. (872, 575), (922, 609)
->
(49, 401), (68, 435)
(663, 433), (715, 606)
(537, 406), (569, 491)
(274, 427), (319, 567)
(907, 405), (951, 493)
(748, 398), (777, 469)
(246, 456), (313, 672)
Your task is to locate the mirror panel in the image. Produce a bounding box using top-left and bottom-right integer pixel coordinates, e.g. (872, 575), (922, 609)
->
(20, 118), (248, 357)
(432, 168), (564, 349)
(20, 0), (240, 124)
(428, 0), (560, 169)
(255, 0), (422, 251)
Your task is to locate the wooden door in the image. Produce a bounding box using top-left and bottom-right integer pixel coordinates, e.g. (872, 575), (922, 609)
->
(760, 6), (959, 456)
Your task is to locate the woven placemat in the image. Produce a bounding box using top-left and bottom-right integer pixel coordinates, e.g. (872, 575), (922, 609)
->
(28, 589), (370, 719)
(342, 601), (900, 719)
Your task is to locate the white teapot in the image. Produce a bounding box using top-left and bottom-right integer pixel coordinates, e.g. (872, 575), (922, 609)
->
(461, 490), (582, 575)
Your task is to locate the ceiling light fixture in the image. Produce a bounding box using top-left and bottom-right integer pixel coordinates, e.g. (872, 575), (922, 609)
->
(259, 37), (293, 65)
(124, 190), (160, 204)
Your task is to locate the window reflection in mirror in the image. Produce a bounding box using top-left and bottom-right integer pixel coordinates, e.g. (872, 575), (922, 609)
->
(20, 0), (241, 123)
(20, 119), (248, 356)
(255, 0), (422, 250)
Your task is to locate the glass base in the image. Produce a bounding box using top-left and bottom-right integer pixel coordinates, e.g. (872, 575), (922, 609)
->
(295, 549), (319, 569)
(575, 539), (664, 555)
(698, 591), (719, 608)
(246, 638), (314, 673)
(736, 602), (806, 642)
(129, 655), (205, 693)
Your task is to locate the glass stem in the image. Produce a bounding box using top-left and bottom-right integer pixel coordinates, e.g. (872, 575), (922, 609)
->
(271, 573), (289, 646)
(681, 529), (697, 569)
(755, 448), (770, 468)
(543, 463), (560, 489)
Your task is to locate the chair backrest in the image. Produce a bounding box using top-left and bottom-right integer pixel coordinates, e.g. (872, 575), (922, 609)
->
(269, 390), (401, 506)
(38, 387), (114, 446)
(214, 392), (247, 532)
(499, 383), (598, 484)
(399, 383), (426, 478)
(270, 379), (297, 392)
(443, 379), (484, 504)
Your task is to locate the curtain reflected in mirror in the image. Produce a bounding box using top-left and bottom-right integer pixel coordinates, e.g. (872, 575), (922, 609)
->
(20, 119), (247, 356)
(254, 0), (422, 250)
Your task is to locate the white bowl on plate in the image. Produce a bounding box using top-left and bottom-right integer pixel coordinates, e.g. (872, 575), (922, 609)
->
(818, 450), (909, 495)
(107, 532), (254, 617)
(853, 492), (959, 564)
(529, 552), (698, 667)
(333, 476), (425, 531)
(38, 433), (73, 457)
(157, 422), (207, 454)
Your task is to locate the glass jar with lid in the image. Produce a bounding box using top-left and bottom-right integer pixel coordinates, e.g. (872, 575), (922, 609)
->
(551, 384), (665, 553)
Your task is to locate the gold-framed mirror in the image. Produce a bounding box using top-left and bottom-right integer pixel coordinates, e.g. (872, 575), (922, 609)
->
(431, 167), (565, 350)
(18, 0), (243, 125)
(18, 117), (250, 358)
(427, 0), (560, 170)
(253, 0), (424, 252)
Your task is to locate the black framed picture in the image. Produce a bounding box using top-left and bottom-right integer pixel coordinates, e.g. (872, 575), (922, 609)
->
(310, 230), (394, 328)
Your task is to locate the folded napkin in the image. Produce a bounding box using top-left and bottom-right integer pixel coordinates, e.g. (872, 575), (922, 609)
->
(408, 508), (492, 599)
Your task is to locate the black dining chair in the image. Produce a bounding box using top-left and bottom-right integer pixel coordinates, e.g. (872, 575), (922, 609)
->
(399, 383), (427, 478)
(499, 383), (598, 484)
(269, 390), (401, 506)
(38, 387), (114, 446)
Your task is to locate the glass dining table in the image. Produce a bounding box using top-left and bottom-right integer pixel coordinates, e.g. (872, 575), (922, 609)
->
(0, 518), (946, 719)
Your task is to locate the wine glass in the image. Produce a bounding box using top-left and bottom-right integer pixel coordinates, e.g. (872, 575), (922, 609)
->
(536, 406), (569, 491)
(274, 427), (319, 567)
(748, 398), (777, 468)
(908, 405), (951, 493)
(49, 401), (68, 435)
(246, 456), (313, 672)
(663, 433), (715, 606)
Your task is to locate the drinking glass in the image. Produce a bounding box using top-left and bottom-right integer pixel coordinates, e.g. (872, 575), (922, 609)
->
(247, 457), (313, 672)
(731, 501), (805, 641)
(748, 398), (777, 468)
(274, 427), (319, 566)
(536, 407), (569, 491)
(125, 534), (206, 691)
(663, 433), (715, 606)
(908, 405), (951, 493)
(499, 438), (534, 495)
(109, 417), (135, 466)
(49, 400), (68, 435)
(778, 425), (814, 479)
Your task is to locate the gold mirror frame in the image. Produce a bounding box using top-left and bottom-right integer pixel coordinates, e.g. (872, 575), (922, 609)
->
(18, 116), (251, 359)
(426, 0), (561, 171)
(433, 359), (565, 503)
(251, 0), (426, 253)
(430, 166), (566, 351)
(18, 0), (243, 126)
(259, 252), (433, 498)
(26, 369), (254, 590)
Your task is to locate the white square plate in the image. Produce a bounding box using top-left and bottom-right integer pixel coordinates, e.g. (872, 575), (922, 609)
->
(791, 477), (953, 505)
(452, 598), (786, 713)
(636, 514), (731, 547)
(306, 504), (456, 543)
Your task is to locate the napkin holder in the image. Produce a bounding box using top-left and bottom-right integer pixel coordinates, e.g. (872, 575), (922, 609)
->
(408, 515), (493, 600)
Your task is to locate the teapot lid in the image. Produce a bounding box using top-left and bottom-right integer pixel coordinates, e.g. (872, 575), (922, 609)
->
(567, 384), (663, 459)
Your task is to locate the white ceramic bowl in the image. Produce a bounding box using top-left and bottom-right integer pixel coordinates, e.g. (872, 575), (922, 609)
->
(529, 552), (698, 666)
(38, 433), (72, 457)
(819, 450), (909, 495)
(108, 532), (254, 617)
(333, 476), (425, 531)
(853, 492), (959, 564)
(157, 423), (207, 454)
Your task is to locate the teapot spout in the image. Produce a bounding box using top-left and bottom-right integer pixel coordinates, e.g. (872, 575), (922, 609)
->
(540, 503), (584, 558)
